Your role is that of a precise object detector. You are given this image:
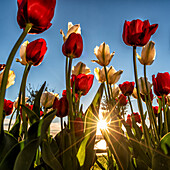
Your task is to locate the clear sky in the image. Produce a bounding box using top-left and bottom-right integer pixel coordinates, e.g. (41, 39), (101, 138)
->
(0, 0), (170, 113)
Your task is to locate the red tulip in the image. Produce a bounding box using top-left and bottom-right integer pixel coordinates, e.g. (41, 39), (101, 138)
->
(3, 99), (14, 116)
(74, 117), (84, 136)
(152, 106), (159, 117)
(126, 114), (132, 128)
(119, 81), (135, 96)
(71, 74), (94, 96)
(122, 19), (158, 46)
(62, 33), (83, 58)
(53, 96), (69, 118)
(17, 0), (56, 34)
(139, 126), (143, 132)
(26, 38), (47, 66)
(118, 94), (128, 106)
(152, 72), (170, 96)
(62, 89), (79, 101)
(133, 112), (141, 123)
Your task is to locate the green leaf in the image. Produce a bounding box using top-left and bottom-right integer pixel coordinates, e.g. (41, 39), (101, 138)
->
(77, 83), (104, 168)
(160, 132), (170, 155)
(0, 142), (20, 170)
(9, 115), (20, 139)
(14, 138), (40, 170)
(42, 140), (63, 170)
(0, 131), (18, 163)
(22, 104), (39, 124)
(33, 81), (46, 118)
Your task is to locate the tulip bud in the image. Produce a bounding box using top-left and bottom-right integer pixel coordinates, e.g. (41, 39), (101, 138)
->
(3, 99), (14, 116)
(0, 70), (15, 89)
(16, 41), (29, 65)
(94, 67), (106, 83)
(137, 41), (156, 65)
(107, 66), (123, 85)
(112, 84), (121, 99)
(62, 33), (83, 58)
(72, 62), (91, 76)
(126, 114), (132, 127)
(118, 94), (128, 106)
(152, 106), (159, 117)
(53, 96), (69, 118)
(133, 112), (141, 123)
(26, 38), (47, 66)
(138, 77), (152, 95)
(40, 91), (59, 108)
(119, 81), (135, 96)
(92, 42), (115, 66)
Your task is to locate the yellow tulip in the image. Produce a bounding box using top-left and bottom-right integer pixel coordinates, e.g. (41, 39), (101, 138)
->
(92, 42), (115, 66)
(94, 67), (106, 83)
(137, 41), (156, 65)
(72, 62), (91, 75)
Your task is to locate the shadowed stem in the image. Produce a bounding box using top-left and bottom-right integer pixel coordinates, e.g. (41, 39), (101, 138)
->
(144, 64), (159, 142)
(162, 95), (168, 133)
(104, 65), (111, 101)
(133, 46), (151, 154)
(0, 24), (32, 134)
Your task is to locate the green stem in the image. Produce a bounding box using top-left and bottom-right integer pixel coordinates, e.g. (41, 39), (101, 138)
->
(8, 108), (16, 131)
(128, 96), (134, 114)
(104, 66), (111, 101)
(144, 64), (159, 142)
(61, 117), (63, 131)
(0, 23), (32, 134)
(162, 95), (168, 133)
(21, 64), (32, 138)
(133, 46), (151, 153)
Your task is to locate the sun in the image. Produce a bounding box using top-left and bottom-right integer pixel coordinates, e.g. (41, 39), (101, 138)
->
(98, 119), (108, 131)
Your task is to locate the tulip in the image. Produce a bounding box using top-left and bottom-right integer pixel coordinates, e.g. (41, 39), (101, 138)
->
(52, 96), (69, 118)
(112, 84), (121, 99)
(72, 62), (91, 75)
(139, 126), (143, 132)
(118, 94), (128, 106)
(3, 99), (14, 116)
(137, 41), (156, 65)
(71, 74), (94, 96)
(138, 77), (152, 95)
(119, 81), (135, 96)
(62, 33), (83, 58)
(133, 112), (141, 123)
(132, 87), (138, 99)
(107, 66), (123, 85)
(126, 114), (132, 127)
(13, 96), (29, 109)
(92, 42), (115, 66)
(152, 106), (159, 117)
(74, 117), (84, 136)
(62, 89), (79, 102)
(152, 72), (170, 96)
(17, 0), (56, 34)
(40, 91), (59, 108)
(0, 64), (6, 71)
(60, 22), (81, 42)
(16, 41), (29, 65)
(26, 38), (47, 66)
(0, 70), (15, 89)
(122, 19), (158, 46)
(94, 67), (106, 83)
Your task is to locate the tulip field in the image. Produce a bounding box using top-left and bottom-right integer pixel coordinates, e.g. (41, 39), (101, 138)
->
(0, 0), (170, 170)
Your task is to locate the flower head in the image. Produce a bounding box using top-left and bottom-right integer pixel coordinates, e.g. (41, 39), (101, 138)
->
(71, 74), (94, 96)
(138, 77), (152, 95)
(118, 94), (128, 106)
(16, 41), (29, 65)
(137, 41), (156, 65)
(94, 67), (106, 83)
(26, 38), (47, 66)
(17, 0), (56, 34)
(92, 42), (115, 66)
(3, 99), (14, 116)
(53, 96), (69, 118)
(126, 114), (132, 127)
(152, 72), (170, 96)
(133, 112), (141, 123)
(62, 33), (83, 58)
(152, 106), (159, 117)
(40, 91), (59, 108)
(119, 81), (135, 96)
(112, 84), (121, 99)
(0, 70), (15, 89)
(13, 96), (29, 109)
(72, 62), (91, 76)
(122, 19), (158, 46)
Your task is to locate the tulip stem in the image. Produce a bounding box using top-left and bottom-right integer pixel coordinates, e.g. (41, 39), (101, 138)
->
(133, 46), (151, 154)
(8, 108), (16, 131)
(61, 117), (63, 131)
(162, 95), (168, 134)
(0, 23), (32, 134)
(104, 66), (111, 101)
(144, 64), (159, 142)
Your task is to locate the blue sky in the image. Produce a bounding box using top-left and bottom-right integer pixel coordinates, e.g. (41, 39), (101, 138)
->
(0, 0), (170, 113)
